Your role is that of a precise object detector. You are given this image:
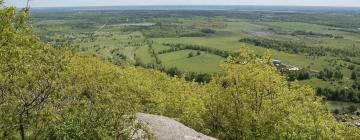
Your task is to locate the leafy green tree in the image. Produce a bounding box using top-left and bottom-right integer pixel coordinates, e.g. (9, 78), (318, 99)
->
(188, 52), (194, 58)
(0, 2), (65, 139)
(203, 47), (360, 139)
(0, 2), (149, 139)
(167, 67), (182, 76)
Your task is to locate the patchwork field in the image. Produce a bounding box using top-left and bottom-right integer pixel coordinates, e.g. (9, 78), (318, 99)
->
(31, 8), (360, 111)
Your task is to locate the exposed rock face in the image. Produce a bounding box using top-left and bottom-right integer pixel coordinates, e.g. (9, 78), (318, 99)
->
(137, 113), (217, 140)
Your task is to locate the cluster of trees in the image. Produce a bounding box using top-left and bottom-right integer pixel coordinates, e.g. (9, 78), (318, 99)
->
(148, 44), (162, 64)
(353, 79), (360, 90)
(200, 28), (216, 34)
(187, 51), (201, 58)
(350, 71), (360, 91)
(239, 38), (360, 57)
(315, 69), (360, 102)
(240, 38), (327, 56)
(179, 27), (218, 38)
(317, 68), (344, 81)
(281, 69), (311, 81)
(291, 30), (343, 38)
(2, 3), (360, 139)
(179, 32), (207, 37)
(333, 105), (359, 115)
(351, 71), (358, 80)
(317, 88), (360, 103)
(160, 43), (233, 58)
(185, 72), (212, 83)
(134, 62), (211, 83)
(110, 48), (128, 65)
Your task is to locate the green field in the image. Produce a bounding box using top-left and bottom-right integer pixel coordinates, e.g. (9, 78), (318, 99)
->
(159, 50), (225, 73)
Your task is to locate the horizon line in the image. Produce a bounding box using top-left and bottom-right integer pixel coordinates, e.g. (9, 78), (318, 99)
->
(12, 4), (360, 9)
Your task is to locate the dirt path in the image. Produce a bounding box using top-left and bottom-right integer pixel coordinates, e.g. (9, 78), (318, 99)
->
(95, 24), (107, 33)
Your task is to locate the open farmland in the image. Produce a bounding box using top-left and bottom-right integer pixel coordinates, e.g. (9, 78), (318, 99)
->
(31, 7), (360, 112)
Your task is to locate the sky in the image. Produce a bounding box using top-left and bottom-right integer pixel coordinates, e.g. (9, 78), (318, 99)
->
(5, 0), (360, 8)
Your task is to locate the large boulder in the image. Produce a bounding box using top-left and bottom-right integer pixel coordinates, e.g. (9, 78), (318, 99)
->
(136, 113), (217, 140)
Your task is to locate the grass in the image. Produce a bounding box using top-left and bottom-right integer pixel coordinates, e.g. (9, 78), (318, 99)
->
(135, 46), (155, 64)
(159, 50), (225, 73)
(152, 43), (171, 53)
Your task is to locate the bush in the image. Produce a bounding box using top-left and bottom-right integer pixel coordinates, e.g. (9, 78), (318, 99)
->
(348, 105), (358, 113)
(200, 28), (216, 34)
(188, 52), (194, 58)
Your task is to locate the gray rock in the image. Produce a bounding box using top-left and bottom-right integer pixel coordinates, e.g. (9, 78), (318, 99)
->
(137, 113), (217, 140)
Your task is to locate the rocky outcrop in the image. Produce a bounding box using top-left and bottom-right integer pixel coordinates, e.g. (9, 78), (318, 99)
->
(136, 113), (217, 140)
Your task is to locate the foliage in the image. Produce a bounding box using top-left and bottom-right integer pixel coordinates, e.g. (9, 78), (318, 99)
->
(202, 47), (360, 139)
(240, 38), (360, 57)
(351, 71), (357, 80)
(317, 68), (343, 81)
(291, 30), (343, 38)
(166, 67), (182, 77)
(316, 87), (360, 103)
(200, 28), (216, 34)
(281, 69), (311, 81)
(188, 52), (194, 58)
(161, 43), (233, 58)
(185, 72), (212, 83)
(0, 4), (147, 139)
(348, 105), (358, 113)
(353, 79), (360, 90)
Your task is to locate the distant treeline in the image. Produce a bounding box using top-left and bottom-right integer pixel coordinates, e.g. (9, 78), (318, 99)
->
(317, 68), (344, 81)
(329, 28), (360, 35)
(291, 30), (343, 39)
(317, 88), (360, 103)
(239, 38), (360, 57)
(134, 61), (212, 83)
(316, 69), (360, 102)
(281, 69), (311, 81)
(341, 57), (360, 66)
(179, 28), (216, 37)
(160, 43), (235, 58)
(148, 44), (162, 64)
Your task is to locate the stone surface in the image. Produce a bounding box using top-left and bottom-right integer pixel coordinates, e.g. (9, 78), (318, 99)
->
(137, 113), (217, 140)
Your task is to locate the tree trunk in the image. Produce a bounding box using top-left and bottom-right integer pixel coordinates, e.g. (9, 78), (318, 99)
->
(19, 114), (25, 140)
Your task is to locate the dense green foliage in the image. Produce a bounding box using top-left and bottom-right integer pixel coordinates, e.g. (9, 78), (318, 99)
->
(161, 43), (233, 58)
(317, 68), (344, 81)
(281, 69), (311, 81)
(317, 88), (360, 103)
(201, 48), (360, 139)
(240, 38), (360, 57)
(0, 4), (151, 139)
(291, 30), (343, 38)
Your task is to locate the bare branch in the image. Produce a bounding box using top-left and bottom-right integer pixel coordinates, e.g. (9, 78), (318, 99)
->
(26, 0), (30, 9)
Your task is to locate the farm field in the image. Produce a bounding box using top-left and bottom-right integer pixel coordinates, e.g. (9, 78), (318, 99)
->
(31, 7), (360, 112)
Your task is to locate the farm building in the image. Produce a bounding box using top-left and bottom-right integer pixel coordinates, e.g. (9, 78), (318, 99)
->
(272, 59), (300, 71)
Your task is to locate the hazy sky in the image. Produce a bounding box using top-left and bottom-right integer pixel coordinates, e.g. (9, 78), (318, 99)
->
(6, 0), (360, 7)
